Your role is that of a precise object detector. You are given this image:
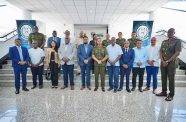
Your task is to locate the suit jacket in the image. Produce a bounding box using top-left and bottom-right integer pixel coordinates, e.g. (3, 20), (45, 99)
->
(47, 36), (61, 48)
(9, 46), (29, 68)
(77, 44), (93, 66)
(58, 42), (74, 65)
(89, 40), (96, 47)
(120, 48), (134, 68)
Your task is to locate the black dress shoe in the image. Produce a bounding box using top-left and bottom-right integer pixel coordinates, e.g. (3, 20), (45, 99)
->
(139, 87), (143, 92)
(114, 89), (117, 93)
(39, 85), (43, 89)
(156, 92), (167, 97)
(94, 88), (98, 91)
(131, 87), (136, 91)
(61, 86), (68, 89)
(126, 89), (131, 93)
(15, 90), (19, 94)
(22, 87), (29, 91)
(31, 86), (36, 89)
(102, 88), (105, 92)
(107, 87), (113, 91)
(118, 88), (123, 91)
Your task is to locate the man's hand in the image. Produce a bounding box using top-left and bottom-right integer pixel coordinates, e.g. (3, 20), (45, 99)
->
(137, 62), (142, 66)
(147, 60), (154, 66)
(98, 60), (102, 64)
(19, 61), (26, 65)
(162, 60), (168, 67)
(84, 59), (88, 64)
(123, 64), (128, 69)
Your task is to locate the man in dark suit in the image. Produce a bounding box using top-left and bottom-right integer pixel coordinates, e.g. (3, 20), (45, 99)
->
(118, 40), (134, 92)
(47, 30), (61, 48)
(9, 38), (29, 94)
(78, 36), (93, 90)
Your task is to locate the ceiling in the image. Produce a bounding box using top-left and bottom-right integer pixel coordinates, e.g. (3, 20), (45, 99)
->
(6, 0), (169, 24)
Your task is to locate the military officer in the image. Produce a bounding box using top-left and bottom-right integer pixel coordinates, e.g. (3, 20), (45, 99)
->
(128, 31), (139, 48)
(92, 38), (108, 92)
(102, 33), (111, 47)
(28, 26), (46, 49)
(156, 28), (182, 101)
(116, 32), (126, 47)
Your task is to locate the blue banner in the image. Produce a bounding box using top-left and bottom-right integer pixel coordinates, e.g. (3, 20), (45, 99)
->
(133, 21), (153, 47)
(16, 20), (36, 49)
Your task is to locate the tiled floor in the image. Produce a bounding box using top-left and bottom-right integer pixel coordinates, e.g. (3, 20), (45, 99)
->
(0, 87), (186, 122)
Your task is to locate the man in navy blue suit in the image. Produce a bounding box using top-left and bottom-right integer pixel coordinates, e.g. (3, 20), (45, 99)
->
(9, 38), (29, 94)
(78, 36), (93, 90)
(47, 30), (61, 48)
(119, 40), (134, 92)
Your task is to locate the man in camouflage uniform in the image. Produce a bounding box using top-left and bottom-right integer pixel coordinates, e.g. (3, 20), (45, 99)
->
(92, 38), (108, 92)
(128, 31), (139, 48)
(28, 26), (46, 49)
(102, 33), (111, 47)
(156, 28), (182, 101)
(116, 32), (126, 47)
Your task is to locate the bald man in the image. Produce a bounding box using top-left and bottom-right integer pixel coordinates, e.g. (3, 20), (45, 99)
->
(9, 39), (29, 94)
(143, 37), (160, 94)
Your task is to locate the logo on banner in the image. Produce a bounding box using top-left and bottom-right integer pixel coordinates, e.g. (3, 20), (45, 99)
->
(137, 25), (149, 41)
(20, 24), (33, 40)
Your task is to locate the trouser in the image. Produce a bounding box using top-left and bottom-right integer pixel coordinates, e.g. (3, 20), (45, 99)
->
(107, 66), (119, 90)
(31, 65), (44, 86)
(80, 65), (91, 87)
(62, 64), (74, 86)
(49, 62), (59, 86)
(146, 66), (159, 89)
(94, 66), (106, 88)
(132, 67), (145, 88)
(13, 66), (27, 91)
(161, 61), (176, 97)
(120, 66), (132, 89)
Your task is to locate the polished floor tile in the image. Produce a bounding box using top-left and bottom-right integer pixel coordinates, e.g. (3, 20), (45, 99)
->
(0, 87), (186, 122)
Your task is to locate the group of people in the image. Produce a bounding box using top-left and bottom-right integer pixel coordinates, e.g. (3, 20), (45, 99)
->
(9, 26), (182, 101)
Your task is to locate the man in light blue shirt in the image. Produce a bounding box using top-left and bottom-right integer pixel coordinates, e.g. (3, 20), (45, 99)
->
(47, 31), (61, 48)
(106, 37), (123, 93)
(132, 40), (147, 92)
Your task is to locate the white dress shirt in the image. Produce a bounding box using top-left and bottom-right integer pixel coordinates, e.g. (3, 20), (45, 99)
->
(106, 44), (123, 66)
(146, 45), (160, 67)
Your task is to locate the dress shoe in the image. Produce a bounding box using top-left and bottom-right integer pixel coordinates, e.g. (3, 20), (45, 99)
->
(131, 87), (136, 91)
(94, 88), (98, 91)
(165, 95), (173, 101)
(117, 88), (122, 91)
(31, 86), (36, 89)
(156, 92), (167, 97)
(22, 87), (29, 91)
(51, 86), (55, 88)
(126, 89), (131, 93)
(55, 86), (58, 88)
(87, 86), (91, 90)
(107, 87), (113, 91)
(143, 87), (150, 91)
(80, 86), (85, 90)
(39, 85), (43, 89)
(102, 88), (105, 92)
(61, 86), (68, 89)
(71, 86), (74, 90)
(114, 89), (117, 93)
(15, 90), (19, 94)
(139, 87), (143, 92)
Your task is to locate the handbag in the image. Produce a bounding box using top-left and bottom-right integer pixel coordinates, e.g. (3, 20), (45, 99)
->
(45, 68), (51, 80)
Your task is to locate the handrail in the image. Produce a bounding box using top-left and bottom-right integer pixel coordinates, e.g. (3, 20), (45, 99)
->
(0, 29), (17, 42)
(0, 29), (17, 38)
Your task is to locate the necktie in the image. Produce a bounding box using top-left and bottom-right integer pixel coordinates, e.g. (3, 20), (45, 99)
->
(18, 47), (23, 61)
(125, 49), (128, 53)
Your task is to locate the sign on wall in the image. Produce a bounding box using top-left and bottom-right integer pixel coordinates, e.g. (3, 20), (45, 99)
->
(16, 20), (36, 49)
(133, 21), (153, 47)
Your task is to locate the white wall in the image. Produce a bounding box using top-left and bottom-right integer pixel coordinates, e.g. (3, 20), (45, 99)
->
(108, 14), (150, 39)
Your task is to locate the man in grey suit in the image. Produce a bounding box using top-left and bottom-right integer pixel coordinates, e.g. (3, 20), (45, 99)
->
(59, 37), (75, 90)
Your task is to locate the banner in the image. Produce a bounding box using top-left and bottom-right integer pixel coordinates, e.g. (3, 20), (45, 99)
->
(132, 21), (153, 47)
(16, 20), (36, 49)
